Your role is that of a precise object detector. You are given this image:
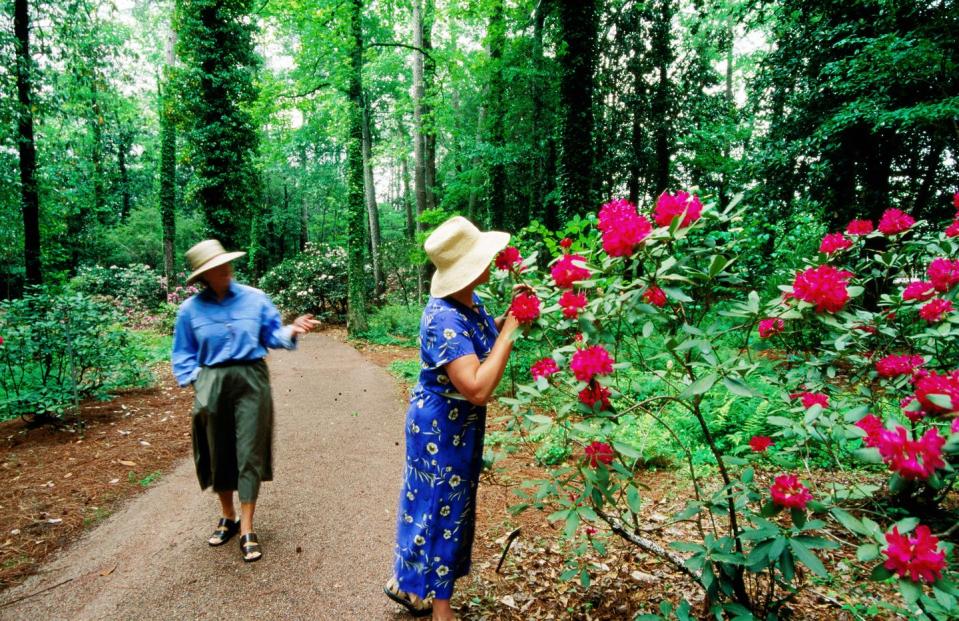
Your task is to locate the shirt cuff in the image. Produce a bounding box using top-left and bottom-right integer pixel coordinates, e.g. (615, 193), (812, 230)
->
(178, 367), (200, 388)
(275, 325), (298, 350)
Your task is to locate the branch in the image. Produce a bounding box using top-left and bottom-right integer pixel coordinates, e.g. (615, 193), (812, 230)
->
(596, 508), (703, 587)
(368, 42), (437, 64)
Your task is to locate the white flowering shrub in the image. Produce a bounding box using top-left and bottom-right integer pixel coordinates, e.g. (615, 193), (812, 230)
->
(259, 242), (347, 321)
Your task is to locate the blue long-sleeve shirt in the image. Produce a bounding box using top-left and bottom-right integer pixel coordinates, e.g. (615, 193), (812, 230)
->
(171, 281), (296, 386)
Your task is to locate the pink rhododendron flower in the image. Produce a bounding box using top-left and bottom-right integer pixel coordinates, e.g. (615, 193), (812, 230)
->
(790, 391), (829, 409)
(551, 253), (591, 289)
(877, 426), (946, 480)
(510, 292), (541, 324)
(919, 298), (954, 323)
(878, 208), (915, 235)
(947, 219), (959, 238)
(530, 358), (560, 380)
(883, 525), (946, 584)
(875, 354), (924, 378)
(579, 381), (612, 411)
(495, 246), (523, 271)
(902, 281), (936, 302)
(846, 219), (874, 235)
(570, 345), (615, 383)
(819, 233), (852, 254)
(559, 291), (588, 319)
(952, 418), (959, 434)
(758, 318), (785, 339)
(855, 414), (885, 447)
(584, 441), (615, 467)
(559, 237), (573, 250)
(954, 192), (959, 210)
(792, 265), (853, 313)
(928, 258), (959, 292)
(597, 199), (652, 257)
(749, 436), (773, 452)
(643, 286), (668, 308)
(914, 370), (959, 414)
(654, 191), (703, 227)
(769, 474), (813, 509)
(902, 397), (926, 424)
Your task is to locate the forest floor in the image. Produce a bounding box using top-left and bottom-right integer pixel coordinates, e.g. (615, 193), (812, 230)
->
(0, 329), (893, 620)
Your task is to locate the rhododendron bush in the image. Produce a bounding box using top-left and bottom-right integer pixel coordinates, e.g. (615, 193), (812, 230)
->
(489, 196), (959, 619)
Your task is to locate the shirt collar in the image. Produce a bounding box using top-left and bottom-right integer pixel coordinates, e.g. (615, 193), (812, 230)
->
(200, 280), (240, 303)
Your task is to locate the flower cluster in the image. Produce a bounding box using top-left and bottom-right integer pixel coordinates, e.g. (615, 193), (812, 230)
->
(819, 233), (852, 254)
(928, 258), (959, 293)
(495, 246), (523, 272)
(597, 199), (652, 257)
(878, 208), (915, 235)
(643, 285), (668, 308)
(914, 370), (959, 414)
(551, 254), (591, 289)
(792, 265), (853, 313)
(584, 441), (615, 467)
(858, 418), (947, 480)
(919, 298), (954, 323)
(579, 381), (612, 411)
(530, 357), (560, 380)
(883, 526), (947, 584)
(559, 291), (588, 319)
(902, 281), (936, 302)
(875, 354), (924, 378)
(846, 219), (874, 235)
(769, 474), (813, 509)
(653, 191), (703, 228)
(570, 345), (614, 382)
(790, 391), (829, 409)
(758, 318), (785, 339)
(510, 292), (541, 324)
(749, 436), (773, 452)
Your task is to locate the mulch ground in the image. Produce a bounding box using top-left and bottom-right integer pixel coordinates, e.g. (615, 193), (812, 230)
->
(0, 372), (193, 590)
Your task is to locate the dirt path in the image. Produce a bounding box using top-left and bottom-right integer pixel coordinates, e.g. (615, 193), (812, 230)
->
(0, 334), (410, 620)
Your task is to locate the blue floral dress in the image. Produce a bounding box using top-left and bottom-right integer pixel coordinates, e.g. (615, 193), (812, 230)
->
(394, 295), (498, 600)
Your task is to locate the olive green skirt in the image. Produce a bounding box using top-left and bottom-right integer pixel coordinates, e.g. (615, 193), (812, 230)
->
(191, 360), (273, 502)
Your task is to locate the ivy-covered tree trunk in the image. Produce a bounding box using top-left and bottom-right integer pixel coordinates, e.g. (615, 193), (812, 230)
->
(160, 30), (176, 289)
(557, 0), (597, 217)
(346, 0), (369, 333)
(412, 0), (428, 300)
(15, 0), (41, 285)
(487, 0), (507, 229)
(117, 127), (131, 222)
(362, 96), (384, 298)
(422, 0), (437, 212)
(176, 0), (262, 253)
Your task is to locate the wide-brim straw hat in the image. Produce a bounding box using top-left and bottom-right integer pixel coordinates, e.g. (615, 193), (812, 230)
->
(185, 239), (246, 285)
(425, 216), (510, 298)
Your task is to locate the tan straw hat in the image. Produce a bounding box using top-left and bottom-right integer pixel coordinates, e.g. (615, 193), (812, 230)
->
(425, 216), (510, 298)
(185, 239), (246, 285)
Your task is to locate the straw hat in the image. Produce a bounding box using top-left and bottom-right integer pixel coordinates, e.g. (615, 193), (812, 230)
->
(425, 216), (510, 298)
(185, 239), (246, 285)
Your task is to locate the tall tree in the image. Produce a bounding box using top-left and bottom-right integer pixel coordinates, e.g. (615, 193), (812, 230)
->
(160, 30), (177, 288)
(557, 0), (597, 216)
(362, 96), (385, 298)
(176, 0), (262, 253)
(486, 0), (507, 228)
(346, 0), (369, 332)
(651, 0), (673, 193)
(14, 0), (41, 285)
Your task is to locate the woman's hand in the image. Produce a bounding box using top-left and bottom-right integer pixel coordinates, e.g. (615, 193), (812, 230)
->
(290, 314), (321, 336)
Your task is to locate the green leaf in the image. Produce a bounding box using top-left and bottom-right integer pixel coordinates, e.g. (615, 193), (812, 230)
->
(870, 564), (894, 581)
(789, 539), (827, 577)
(927, 394), (955, 410)
(899, 579), (921, 604)
(681, 373), (719, 398)
(857, 544), (880, 562)
(626, 485), (642, 514)
(613, 440), (642, 460)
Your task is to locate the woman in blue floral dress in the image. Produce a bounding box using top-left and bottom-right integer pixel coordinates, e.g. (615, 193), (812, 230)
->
(385, 216), (522, 621)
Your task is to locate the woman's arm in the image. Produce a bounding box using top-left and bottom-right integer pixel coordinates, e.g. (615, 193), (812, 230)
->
(445, 314), (520, 406)
(171, 306), (200, 387)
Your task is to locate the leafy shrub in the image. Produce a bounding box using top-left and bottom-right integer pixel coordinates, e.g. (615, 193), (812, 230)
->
(0, 288), (152, 424)
(357, 303), (421, 346)
(259, 242), (347, 322)
(72, 263), (166, 309)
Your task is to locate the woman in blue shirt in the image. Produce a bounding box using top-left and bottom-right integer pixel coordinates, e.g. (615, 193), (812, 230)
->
(385, 217), (523, 621)
(172, 239), (319, 562)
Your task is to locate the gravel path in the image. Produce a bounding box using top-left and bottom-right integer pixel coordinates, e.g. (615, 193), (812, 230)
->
(1, 334), (410, 620)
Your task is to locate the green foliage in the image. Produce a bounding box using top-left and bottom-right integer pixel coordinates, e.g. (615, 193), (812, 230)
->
(357, 303), (421, 346)
(0, 288), (152, 424)
(259, 243), (348, 322)
(71, 264), (166, 309)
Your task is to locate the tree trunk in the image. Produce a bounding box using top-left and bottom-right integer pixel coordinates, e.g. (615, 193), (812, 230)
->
(719, 21), (734, 209)
(91, 86), (105, 224)
(467, 106), (485, 222)
(487, 0), (507, 228)
(346, 0), (369, 332)
(557, 0), (597, 218)
(300, 197), (309, 251)
(401, 153), (415, 240)
(15, 0), (40, 285)
(422, 0), (437, 211)
(362, 95), (384, 298)
(117, 128), (132, 222)
(412, 0), (428, 300)
(531, 0), (552, 221)
(160, 30), (176, 289)
(651, 0), (672, 194)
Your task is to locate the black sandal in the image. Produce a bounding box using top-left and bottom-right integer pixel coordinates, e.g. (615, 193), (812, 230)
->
(208, 517), (240, 547)
(384, 576), (432, 617)
(240, 532), (262, 562)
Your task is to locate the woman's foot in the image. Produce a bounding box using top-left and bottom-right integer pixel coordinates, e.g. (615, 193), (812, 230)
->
(207, 517), (240, 546)
(431, 599), (457, 621)
(239, 532), (262, 562)
(383, 577), (432, 617)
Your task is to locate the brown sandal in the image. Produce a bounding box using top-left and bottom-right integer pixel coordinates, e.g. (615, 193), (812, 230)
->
(384, 576), (432, 617)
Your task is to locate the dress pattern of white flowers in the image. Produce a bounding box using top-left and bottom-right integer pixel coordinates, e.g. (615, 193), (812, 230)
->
(393, 295), (497, 600)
